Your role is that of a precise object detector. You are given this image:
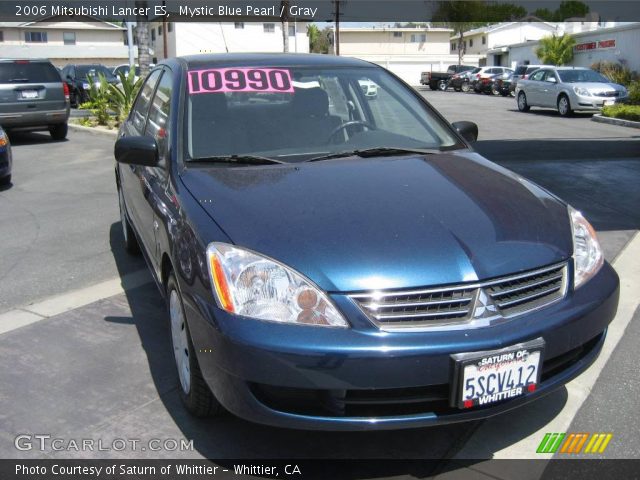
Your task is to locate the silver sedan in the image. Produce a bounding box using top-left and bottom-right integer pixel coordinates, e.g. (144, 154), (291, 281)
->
(515, 67), (628, 116)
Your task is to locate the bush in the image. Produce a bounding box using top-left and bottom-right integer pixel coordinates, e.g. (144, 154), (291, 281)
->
(627, 81), (640, 105)
(108, 68), (142, 125)
(79, 74), (111, 126)
(602, 104), (640, 122)
(591, 61), (638, 86)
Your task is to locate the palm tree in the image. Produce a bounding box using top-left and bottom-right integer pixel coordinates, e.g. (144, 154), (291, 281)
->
(535, 34), (576, 66)
(281, 1), (290, 53)
(135, 1), (152, 77)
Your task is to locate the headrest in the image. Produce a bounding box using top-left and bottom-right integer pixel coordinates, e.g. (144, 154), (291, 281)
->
(291, 88), (329, 118)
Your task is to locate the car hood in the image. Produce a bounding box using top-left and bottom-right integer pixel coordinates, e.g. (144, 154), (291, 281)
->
(181, 152), (572, 293)
(569, 82), (626, 93)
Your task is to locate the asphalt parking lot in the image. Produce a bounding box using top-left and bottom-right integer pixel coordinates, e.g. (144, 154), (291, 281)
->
(0, 89), (639, 476)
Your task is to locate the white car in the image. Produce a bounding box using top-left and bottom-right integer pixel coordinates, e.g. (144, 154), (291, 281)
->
(358, 79), (378, 99)
(516, 67), (628, 117)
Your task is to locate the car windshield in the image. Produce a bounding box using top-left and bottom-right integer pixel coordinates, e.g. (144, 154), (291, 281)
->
(557, 69), (609, 83)
(76, 65), (116, 81)
(186, 66), (462, 162)
(0, 62), (60, 84)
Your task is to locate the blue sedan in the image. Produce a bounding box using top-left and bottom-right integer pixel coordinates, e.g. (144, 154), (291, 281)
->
(114, 54), (618, 430)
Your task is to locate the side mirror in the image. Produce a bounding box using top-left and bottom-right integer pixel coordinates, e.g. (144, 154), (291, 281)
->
(114, 136), (159, 167)
(452, 121), (478, 143)
(547, 77), (557, 83)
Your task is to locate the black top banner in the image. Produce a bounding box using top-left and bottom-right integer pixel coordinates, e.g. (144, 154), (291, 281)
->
(1, 0), (640, 22)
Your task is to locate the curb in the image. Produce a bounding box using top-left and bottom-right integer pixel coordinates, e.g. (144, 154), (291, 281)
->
(68, 122), (118, 137)
(592, 113), (640, 129)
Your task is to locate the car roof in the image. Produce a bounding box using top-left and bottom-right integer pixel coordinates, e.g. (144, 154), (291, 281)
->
(174, 53), (376, 70)
(553, 66), (590, 70)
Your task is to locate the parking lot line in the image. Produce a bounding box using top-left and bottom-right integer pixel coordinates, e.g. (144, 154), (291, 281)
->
(0, 269), (152, 336)
(453, 231), (640, 461)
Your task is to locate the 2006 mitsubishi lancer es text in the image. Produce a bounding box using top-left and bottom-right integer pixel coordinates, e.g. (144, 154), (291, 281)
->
(114, 54), (619, 430)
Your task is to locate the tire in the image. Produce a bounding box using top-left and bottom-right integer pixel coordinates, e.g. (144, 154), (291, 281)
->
(517, 91), (530, 112)
(437, 80), (447, 91)
(557, 94), (573, 117)
(49, 123), (68, 140)
(118, 186), (140, 254)
(0, 175), (11, 186)
(429, 83), (438, 91)
(167, 274), (224, 417)
(491, 86), (500, 96)
(461, 81), (471, 93)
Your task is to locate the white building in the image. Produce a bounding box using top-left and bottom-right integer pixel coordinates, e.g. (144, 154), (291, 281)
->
(329, 26), (480, 85)
(451, 21), (560, 67)
(504, 22), (640, 72)
(0, 18), (136, 67)
(149, 21), (309, 61)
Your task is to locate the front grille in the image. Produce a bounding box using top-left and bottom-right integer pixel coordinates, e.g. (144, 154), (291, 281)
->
(594, 91), (619, 97)
(350, 262), (568, 330)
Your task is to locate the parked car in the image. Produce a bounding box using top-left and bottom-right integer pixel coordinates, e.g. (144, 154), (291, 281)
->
(472, 66), (514, 93)
(491, 72), (516, 97)
(510, 64), (554, 96)
(113, 63), (155, 83)
(421, 65), (475, 91)
(61, 64), (119, 107)
(450, 68), (480, 92)
(0, 59), (70, 140)
(358, 78), (378, 99)
(0, 126), (11, 185)
(115, 53), (618, 431)
(516, 67), (629, 116)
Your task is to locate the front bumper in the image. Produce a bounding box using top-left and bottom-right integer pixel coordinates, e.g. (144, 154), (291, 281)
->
(183, 262), (619, 430)
(571, 92), (628, 110)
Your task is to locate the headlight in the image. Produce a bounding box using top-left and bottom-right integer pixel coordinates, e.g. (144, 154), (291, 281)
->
(0, 130), (7, 147)
(82, 82), (90, 89)
(569, 207), (603, 288)
(573, 86), (591, 96)
(206, 243), (348, 327)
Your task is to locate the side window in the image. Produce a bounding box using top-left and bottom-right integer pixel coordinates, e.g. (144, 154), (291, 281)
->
(544, 70), (558, 82)
(145, 71), (172, 160)
(129, 69), (162, 133)
(530, 70), (545, 81)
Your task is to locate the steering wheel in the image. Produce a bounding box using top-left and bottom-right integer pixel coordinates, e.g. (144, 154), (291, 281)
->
(327, 120), (376, 144)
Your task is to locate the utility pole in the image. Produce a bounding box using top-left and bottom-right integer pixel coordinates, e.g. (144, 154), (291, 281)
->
(162, 0), (168, 59)
(334, 0), (340, 55)
(126, 22), (135, 68)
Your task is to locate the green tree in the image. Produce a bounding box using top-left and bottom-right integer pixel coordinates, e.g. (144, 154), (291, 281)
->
(554, 1), (590, 21)
(535, 34), (576, 65)
(308, 24), (330, 54)
(533, 8), (555, 20)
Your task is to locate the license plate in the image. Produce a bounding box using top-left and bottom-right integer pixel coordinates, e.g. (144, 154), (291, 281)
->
(604, 100), (615, 106)
(20, 90), (39, 99)
(451, 338), (544, 410)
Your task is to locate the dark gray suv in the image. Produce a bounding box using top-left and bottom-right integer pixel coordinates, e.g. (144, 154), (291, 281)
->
(0, 59), (70, 140)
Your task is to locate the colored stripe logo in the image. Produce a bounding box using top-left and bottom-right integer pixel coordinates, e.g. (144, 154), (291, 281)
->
(536, 433), (612, 454)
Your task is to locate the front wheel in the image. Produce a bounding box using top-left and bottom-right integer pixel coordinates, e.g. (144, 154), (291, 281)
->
(167, 274), (224, 417)
(517, 91), (530, 112)
(557, 94), (573, 117)
(0, 175), (11, 186)
(461, 81), (471, 93)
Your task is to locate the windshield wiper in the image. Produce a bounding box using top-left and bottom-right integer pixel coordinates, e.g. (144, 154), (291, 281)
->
(188, 155), (285, 165)
(307, 147), (441, 162)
